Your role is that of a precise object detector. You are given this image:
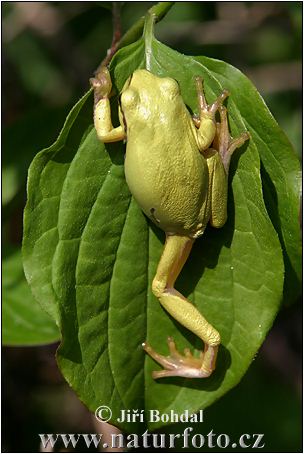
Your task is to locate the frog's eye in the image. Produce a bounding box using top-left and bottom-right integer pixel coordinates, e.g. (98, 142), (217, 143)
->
(161, 77), (180, 96)
(121, 88), (139, 107)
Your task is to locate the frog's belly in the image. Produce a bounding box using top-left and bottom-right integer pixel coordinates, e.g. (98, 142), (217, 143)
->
(124, 141), (209, 236)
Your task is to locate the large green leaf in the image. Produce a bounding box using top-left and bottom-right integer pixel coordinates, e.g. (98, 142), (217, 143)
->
(3, 246), (59, 346)
(23, 19), (300, 432)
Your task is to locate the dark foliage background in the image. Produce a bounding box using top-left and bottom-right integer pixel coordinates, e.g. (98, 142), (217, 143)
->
(2, 2), (301, 452)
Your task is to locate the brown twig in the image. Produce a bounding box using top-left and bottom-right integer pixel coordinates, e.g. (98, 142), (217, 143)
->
(99, 2), (122, 70)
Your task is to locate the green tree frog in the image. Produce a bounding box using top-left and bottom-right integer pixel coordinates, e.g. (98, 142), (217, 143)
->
(91, 67), (249, 379)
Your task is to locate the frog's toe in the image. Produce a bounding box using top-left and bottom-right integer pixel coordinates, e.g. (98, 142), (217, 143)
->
(143, 338), (217, 379)
(90, 67), (112, 99)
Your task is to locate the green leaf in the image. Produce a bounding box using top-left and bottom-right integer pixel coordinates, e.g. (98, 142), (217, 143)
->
(22, 92), (94, 323)
(3, 245), (60, 346)
(23, 19), (300, 432)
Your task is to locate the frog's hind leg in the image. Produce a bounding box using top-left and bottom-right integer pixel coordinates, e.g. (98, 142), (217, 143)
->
(205, 106), (250, 228)
(205, 149), (228, 229)
(143, 234), (220, 379)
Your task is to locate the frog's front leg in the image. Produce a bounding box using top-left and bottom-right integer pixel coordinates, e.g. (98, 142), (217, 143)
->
(143, 234), (220, 379)
(90, 67), (125, 143)
(193, 77), (229, 151)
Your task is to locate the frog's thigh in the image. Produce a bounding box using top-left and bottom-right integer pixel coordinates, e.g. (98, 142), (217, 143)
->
(206, 150), (228, 228)
(152, 235), (220, 347)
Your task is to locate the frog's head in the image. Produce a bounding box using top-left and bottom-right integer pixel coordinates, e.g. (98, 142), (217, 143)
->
(120, 69), (181, 122)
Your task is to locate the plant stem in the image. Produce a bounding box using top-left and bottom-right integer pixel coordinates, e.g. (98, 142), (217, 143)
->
(144, 12), (156, 71)
(95, 1), (174, 77)
(101, 2), (122, 69)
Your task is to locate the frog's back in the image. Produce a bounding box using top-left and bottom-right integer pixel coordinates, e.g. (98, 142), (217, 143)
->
(124, 103), (210, 237)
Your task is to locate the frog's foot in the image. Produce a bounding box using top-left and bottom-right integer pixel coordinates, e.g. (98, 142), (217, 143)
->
(216, 105), (250, 172)
(195, 76), (230, 120)
(142, 337), (218, 379)
(90, 66), (112, 102)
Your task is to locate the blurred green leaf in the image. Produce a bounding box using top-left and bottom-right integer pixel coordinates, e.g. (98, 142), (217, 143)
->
(3, 106), (68, 210)
(3, 245), (60, 346)
(5, 33), (69, 101)
(253, 27), (293, 63)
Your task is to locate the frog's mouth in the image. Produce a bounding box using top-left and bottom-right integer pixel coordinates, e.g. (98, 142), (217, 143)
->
(118, 73), (134, 133)
(118, 95), (128, 132)
(125, 73), (133, 87)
